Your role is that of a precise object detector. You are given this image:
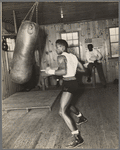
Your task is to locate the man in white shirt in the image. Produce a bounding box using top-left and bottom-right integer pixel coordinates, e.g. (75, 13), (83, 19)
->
(85, 44), (106, 87)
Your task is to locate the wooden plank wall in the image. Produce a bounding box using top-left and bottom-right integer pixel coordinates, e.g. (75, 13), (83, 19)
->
(38, 18), (119, 85)
(2, 22), (24, 100)
(2, 50), (23, 100)
(2, 18), (119, 99)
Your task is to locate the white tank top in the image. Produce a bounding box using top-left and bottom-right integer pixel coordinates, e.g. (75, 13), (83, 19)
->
(62, 52), (78, 78)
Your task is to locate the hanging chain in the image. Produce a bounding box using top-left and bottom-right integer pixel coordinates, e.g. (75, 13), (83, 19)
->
(22, 3), (36, 22)
(36, 2), (39, 23)
(22, 2), (39, 23)
(29, 3), (37, 21)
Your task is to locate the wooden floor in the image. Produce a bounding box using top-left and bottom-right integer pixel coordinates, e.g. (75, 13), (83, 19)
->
(2, 84), (119, 149)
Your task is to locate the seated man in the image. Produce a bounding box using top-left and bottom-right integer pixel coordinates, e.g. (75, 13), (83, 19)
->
(84, 44), (106, 88)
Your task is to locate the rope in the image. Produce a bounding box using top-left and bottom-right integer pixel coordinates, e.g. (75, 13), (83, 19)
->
(22, 2), (36, 22)
(29, 3), (37, 21)
(22, 2), (39, 23)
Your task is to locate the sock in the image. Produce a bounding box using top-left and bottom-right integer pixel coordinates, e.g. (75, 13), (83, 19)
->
(76, 112), (82, 117)
(71, 130), (79, 135)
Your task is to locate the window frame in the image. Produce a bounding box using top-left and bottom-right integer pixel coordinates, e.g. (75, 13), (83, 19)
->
(2, 36), (16, 73)
(108, 26), (119, 58)
(60, 31), (80, 58)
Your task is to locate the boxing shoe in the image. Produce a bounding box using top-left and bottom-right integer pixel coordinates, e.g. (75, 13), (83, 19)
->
(87, 77), (91, 82)
(66, 132), (84, 148)
(76, 114), (88, 125)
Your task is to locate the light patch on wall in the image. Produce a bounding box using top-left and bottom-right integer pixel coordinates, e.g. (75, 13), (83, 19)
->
(61, 7), (63, 18)
(85, 38), (92, 43)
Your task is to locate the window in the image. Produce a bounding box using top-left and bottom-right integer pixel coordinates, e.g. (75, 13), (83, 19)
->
(2, 37), (16, 72)
(6, 38), (15, 51)
(61, 32), (80, 58)
(109, 27), (119, 58)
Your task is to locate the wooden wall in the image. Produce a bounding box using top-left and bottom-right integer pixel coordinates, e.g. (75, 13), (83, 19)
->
(2, 50), (23, 100)
(37, 18), (119, 85)
(2, 18), (119, 99)
(2, 22), (24, 100)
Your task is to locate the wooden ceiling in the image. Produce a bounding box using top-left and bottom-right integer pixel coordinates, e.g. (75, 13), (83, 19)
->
(2, 2), (118, 27)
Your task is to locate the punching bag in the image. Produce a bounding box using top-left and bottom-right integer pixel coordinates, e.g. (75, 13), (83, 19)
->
(10, 20), (39, 84)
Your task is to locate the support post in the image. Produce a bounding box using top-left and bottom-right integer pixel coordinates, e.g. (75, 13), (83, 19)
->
(92, 66), (96, 88)
(13, 10), (17, 34)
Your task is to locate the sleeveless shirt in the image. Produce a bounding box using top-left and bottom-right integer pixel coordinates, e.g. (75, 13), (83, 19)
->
(62, 52), (78, 78)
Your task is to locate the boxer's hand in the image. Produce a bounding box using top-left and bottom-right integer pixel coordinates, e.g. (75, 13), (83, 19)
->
(45, 67), (55, 75)
(83, 63), (89, 68)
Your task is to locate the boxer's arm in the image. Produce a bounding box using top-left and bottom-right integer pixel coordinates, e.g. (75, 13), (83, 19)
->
(77, 61), (85, 72)
(55, 55), (67, 76)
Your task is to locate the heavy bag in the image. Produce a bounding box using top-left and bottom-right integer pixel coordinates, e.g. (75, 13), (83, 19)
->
(10, 20), (39, 84)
